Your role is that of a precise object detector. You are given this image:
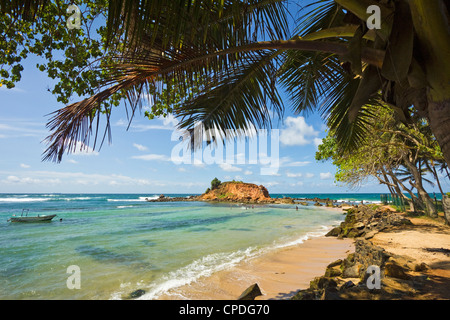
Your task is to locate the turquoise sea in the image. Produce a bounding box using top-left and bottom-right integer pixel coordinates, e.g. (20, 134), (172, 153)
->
(0, 193), (383, 300)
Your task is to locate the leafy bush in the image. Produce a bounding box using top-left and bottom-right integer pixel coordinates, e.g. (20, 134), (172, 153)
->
(211, 177), (221, 190)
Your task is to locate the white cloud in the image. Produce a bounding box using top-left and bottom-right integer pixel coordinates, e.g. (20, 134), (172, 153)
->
(131, 154), (170, 161)
(177, 167), (187, 172)
(305, 173), (315, 179)
(20, 163), (30, 169)
(314, 137), (323, 148)
(0, 171), (152, 188)
(0, 121), (46, 138)
(0, 170), (208, 192)
(71, 140), (99, 156)
(133, 143), (148, 151)
(280, 157), (311, 167)
(114, 115), (179, 132)
(320, 172), (333, 180)
(3, 175), (60, 185)
(286, 172), (302, 178)
(280, 116), (319, 146)
(244, 170), (253, 175)
(161, 114), (179, 127)
(265, 181), (280, 187)
(287, 161), (311, 167)
(67, 159), (78, 164)
(219, 163), (242, 172)
(114, 119), (170, 131)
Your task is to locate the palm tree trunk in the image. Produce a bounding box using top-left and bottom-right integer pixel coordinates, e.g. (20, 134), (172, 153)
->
(409, 0), (450, 166)
(428, 99), (450, 166)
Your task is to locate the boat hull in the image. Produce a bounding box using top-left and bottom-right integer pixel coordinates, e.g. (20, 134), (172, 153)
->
(8, 214), (57, 223)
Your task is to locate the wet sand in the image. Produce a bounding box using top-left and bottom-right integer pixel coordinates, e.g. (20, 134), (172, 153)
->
(158, 236), (354, 300)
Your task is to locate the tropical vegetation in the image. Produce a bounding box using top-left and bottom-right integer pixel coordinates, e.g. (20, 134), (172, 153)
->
(1, 1), (449, 173)
(316, 104), (449, 223)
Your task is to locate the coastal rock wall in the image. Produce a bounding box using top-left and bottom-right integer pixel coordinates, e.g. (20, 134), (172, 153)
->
(292, 205), (433, 300)
(325, 205), (412, 239)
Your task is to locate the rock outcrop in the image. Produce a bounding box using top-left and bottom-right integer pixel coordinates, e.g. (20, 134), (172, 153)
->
(292, 205), (434, 300)
(325, 205), (413, 239)
(292, 238), (432, 300)
(198, 181), (275, 204)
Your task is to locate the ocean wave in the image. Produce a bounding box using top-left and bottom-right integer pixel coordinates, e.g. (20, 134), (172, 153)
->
(335, 199), (381, 204)
(269, 222), (344, 250)
(0, 197), (51, 203)
(60, 197), (93, 201)
(112, 222), (345, 300)
(126, 247), (260, 300)
(107, 196), (158, 202)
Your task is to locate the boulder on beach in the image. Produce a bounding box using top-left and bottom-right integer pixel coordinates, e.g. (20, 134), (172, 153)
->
(237, 283), (263, 300)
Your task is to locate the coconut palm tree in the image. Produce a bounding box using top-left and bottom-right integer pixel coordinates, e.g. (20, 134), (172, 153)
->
(3, 1), (449, 165)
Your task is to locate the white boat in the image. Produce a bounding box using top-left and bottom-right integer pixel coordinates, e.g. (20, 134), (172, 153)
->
(8, 209), (57, 223)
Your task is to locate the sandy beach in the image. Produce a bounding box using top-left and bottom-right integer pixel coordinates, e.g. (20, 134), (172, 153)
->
(370, 215), (450, 299)
(159, 235), (354, 300)
(158, 206), (450, 300)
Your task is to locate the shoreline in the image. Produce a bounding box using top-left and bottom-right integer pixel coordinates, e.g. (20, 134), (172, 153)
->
(157, 236), (354, 300)
(154, 207), (354, 300)
(154, 205), (450, 300)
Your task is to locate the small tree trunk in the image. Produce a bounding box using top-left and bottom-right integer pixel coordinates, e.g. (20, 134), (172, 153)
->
(403, 156), (438, 217)
(442, 195), (450, 225)
(385, 168), (419, 212)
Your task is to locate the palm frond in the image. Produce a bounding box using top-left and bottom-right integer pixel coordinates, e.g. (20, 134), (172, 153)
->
(176, 50), (284, 143)
(0, 0), (48, 21)
(106, 0), (289, 51)
(43, 0), (290, 162)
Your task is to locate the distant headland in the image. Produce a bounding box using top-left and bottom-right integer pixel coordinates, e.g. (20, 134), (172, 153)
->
(145, 178), (298, 205)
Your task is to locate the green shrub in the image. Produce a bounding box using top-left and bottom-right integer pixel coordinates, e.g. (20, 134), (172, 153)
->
(211, 177), (221, 190)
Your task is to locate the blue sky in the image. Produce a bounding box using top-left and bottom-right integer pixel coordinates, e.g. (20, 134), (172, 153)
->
(0, 53), (403, 195)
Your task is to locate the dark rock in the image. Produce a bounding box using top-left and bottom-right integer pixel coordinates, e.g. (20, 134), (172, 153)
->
(384, 261), (411, 280)
(414, 262), (429, 272)
(364, 230), (378, 240)
(325, 265), (342, 278)
(314, 202), (323, 206)
(354, 222), (365, 229)
(291, 288), (317, 300)
(238, 283), (263, 300)
(310, 277), (337, 290)
(128, 289), (146, 299)
(340, 280), (356, 290)
(327, 259), (343, 269)
(342, 263), (362, 278)
(321, 286), (342, 300)
(325, 227), (341, 237)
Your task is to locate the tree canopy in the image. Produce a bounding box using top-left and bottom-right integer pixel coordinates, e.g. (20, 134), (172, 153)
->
(1, 0), (449, 166)
(316, 104), (449, 220)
